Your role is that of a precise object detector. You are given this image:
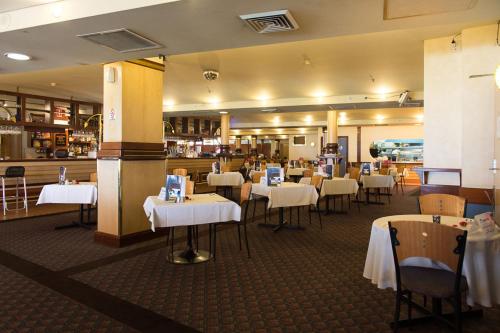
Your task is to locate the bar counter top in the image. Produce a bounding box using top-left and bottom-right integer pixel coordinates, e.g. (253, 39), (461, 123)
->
(0, 158), (96, 163)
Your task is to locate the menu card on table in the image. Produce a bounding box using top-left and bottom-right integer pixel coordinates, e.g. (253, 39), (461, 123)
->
(325, 165), (333, 179)
(266, 167), (282, 186)
(361, 162), (371, 175)
(164, 175), (185, 201)
(59, 166), (67, 185)
(255, 160), (261, 171)
(212, 162), (220, 174)
(474, 212), (497, 237)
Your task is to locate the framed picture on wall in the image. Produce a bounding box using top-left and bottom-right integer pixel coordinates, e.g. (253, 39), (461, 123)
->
(292, 135), (306, 146)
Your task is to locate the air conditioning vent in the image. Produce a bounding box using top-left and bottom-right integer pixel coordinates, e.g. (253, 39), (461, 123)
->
(77, 28), (162, 53)
(240, 10), (299, 33)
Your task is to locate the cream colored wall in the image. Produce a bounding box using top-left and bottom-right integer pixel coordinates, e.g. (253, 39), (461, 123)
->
(424, 24), (499, 189)
(288, 134), (319, 160)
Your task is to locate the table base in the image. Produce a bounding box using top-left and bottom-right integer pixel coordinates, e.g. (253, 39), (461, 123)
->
(55, 204), (95, 230)
(167, 249), (212, 264)
(257, 207), (304, 232)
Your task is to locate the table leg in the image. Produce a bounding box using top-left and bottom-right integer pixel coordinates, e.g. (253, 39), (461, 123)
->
(167, 225), (212, 264)
(258, 207), (304, 232)
(55, 204), (96, 230)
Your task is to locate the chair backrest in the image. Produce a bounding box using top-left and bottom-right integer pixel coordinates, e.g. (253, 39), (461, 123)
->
(186, 180), (195, 195)
(252, 171), (265, 183)
(172, 168), (188, 176)
(89, 172), (97, 183)
(5, 166), (25, 178)
(379, 168), (389, 175)
(349, 167), (360, 181)
(419, 194), (466, 217)
(222, 165), (232, 172)
(388, 220), (467, 274)
(311, 175), (323, 189)
(240, 182), (252, 205)
(303, 169), (313, 178)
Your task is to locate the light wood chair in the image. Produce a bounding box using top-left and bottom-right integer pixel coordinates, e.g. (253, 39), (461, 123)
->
(388, 220), (468, 332)
(349, 167), (360, 182)
(222, 165), (232, 172)
(186, 180), (195, 195)
(172, 168), (188, 176)
(379, 168), (389, 175)
(89, 172), (97, 183)
(252, 172), (265, 183)
(418, 194), (466, 217)
(303, 169), (313, 178)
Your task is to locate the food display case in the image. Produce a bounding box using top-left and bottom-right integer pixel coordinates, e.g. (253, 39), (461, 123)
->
(373, 139), (423, 162)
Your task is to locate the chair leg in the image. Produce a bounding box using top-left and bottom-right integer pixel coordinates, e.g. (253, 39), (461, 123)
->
(393, 291), (401, 332)
(317, 206), (322, 230)
(252, 199), (257, 223)
(243, 224), (250, 258)
(170, 227), (175, 258)
(454, 294), (463, 333)
(237, 224), (242, 251)
(296, 207), (300, 226)
(208, 224), (212, 255)
(263, 200), (267, 224)
(308, 205), (312, 225)
(407, 291), (412, 321)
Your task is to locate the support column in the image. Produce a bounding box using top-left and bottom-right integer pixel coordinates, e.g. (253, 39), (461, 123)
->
(235, 136), (242, 154)
(95, 59), (166, 247)
(326, 110), (338, 154)
(250, 135), (258, 156)
(317, 127), (324, 156)
(219, 113), (231, 164)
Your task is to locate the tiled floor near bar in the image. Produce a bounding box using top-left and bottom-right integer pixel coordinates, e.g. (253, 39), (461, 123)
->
(0, 187), (498, 332)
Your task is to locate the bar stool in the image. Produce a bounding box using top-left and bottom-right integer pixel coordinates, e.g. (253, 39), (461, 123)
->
(2, 166), (28, 215)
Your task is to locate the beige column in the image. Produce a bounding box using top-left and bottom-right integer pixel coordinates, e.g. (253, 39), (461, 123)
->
(235, 136), (241, 150)
(327, 110), (338, 144)
(96, 59), (165, 247)
(220, 114), (230, 145)
(250, 136), (258, 156)
(317, 127), (324, 155)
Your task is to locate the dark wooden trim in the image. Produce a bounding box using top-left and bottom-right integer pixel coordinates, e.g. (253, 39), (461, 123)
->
(420, 184), (460, 196)
(125, 59), (165, 72)
(0, 89), (100, 106)
(459, 187), (494, 205)
(98, 142), (166, 160)
(94, 229), (168, 248)
(356, 126), (361, 163)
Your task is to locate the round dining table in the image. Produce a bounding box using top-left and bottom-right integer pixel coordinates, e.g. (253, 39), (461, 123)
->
(363, 214), (500, 307)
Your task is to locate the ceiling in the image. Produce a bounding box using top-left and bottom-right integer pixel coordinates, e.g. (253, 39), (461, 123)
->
(0, 0), (498, 125)
(0, 0), (498, 74)
(0, 0), (58, 13)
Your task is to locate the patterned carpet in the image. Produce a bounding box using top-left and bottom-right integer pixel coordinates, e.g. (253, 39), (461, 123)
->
(0, 186), (498, 332)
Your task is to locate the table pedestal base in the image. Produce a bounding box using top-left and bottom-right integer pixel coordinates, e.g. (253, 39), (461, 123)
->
(257, 207), (304, 232)
(55, 204), (95, 230)
(168, 249), (211, 264)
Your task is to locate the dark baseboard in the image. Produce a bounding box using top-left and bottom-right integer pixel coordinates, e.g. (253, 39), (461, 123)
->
(94, 228), (168, 248)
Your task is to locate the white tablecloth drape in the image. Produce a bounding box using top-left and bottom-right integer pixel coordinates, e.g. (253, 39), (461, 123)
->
(251, 182), (318, 209)
(207, 172), (245, 186)
(363, 214), (500, 307)
(143, 193), (241, 231)
(37, 183), (98, 205)
(320, 178), (359, 197)
(361, 175), (395, 189)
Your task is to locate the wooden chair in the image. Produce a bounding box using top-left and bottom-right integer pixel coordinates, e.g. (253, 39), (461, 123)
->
(379, 168), (389, 175)
(212, 182), (252, 259)
(89, 172), (97, 183)
(418, 194), (466, 217)
(172, 168), (188, 176)
(186, 180), (195, 195)
(303, 169), (313, 178)
(310, 175), (323, 190)
(251, 172), (269, 224)
(222, 165), (232, 173)
(388, 220), (468, 332)
(349, 167), (361, 182)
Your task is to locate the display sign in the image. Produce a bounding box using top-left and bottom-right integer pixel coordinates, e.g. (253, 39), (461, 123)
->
(266, 167), (282, 186)
(55, 134), (66, 147)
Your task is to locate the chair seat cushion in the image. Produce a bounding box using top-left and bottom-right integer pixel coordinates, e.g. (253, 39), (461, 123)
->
(400, 266), (467, 298)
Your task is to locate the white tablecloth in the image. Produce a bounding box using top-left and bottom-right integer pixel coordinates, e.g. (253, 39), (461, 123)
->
(363, 214), (500, 307)
(251, 182), (318, 209)
(143, 193), (241, 231)
(207, 172), (245, 186)
(286, 168), (308, 177)
(320, 178), (359, 197)
(361, 175), (395, 189)
(37, 183), (98, 205)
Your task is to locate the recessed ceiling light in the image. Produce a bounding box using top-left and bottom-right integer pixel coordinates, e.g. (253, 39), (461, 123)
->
(339, 112), (347, 117)
(4, 52), (31, 61)
(376, 114), (385, 121)
(219, 111), (228, 114)
(50, 82), (56, 87)
(261, 108), (277, 112)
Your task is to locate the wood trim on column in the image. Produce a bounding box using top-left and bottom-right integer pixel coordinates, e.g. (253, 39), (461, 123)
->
(356, 126), (361, 162)
(95, 228), (168, 247)
(98, 142), (165, 160)
(125, 59), (165, 72)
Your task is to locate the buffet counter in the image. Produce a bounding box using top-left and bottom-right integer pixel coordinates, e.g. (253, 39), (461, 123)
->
(0, 159), (97, 202)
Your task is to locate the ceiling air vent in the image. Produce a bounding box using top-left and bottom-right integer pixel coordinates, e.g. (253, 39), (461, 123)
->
(239, 10), (299, 33)
(77, 28), (162, 53)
